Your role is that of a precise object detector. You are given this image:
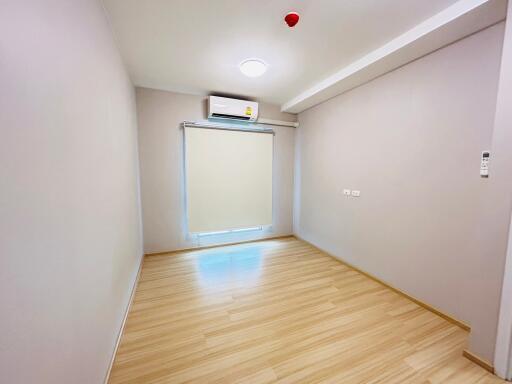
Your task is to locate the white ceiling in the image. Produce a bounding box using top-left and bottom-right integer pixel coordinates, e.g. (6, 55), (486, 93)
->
(103, 0), (498, 111)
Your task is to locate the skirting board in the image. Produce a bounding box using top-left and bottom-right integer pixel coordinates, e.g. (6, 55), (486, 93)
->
(103, 255), (144, 384)
(295, 235), (471, 332)
(145, 234), (295, 257)
(463, 349), (495, 374)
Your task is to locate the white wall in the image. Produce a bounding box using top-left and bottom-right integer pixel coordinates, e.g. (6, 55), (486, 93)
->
(294, 23), (506, 361)
(491, 1), (512, 376)
(0, 1), (143, 383)
(136, 87), (296, 253)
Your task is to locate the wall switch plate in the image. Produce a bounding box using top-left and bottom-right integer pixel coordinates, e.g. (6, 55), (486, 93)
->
(351, 190), (361, 197)
(343, 189), (351, 196)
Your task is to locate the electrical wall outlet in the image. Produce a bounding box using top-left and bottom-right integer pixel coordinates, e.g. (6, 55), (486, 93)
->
(351, 190), (361, 197)
(343, 189), (351, 196)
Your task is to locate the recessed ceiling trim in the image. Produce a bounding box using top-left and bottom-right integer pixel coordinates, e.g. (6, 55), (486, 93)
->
(281, 0), (506, 113)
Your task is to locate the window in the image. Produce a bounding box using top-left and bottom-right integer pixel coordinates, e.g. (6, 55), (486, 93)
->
(184, 126), (273, 234)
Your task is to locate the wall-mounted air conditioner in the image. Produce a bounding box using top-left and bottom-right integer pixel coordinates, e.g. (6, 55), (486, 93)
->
(208, 96), (259, 122)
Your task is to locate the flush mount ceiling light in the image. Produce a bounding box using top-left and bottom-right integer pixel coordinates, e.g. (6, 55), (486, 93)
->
(239, 59), (267, 77)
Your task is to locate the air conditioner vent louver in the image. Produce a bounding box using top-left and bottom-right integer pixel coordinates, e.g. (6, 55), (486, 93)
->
(211, 113), (251, 121)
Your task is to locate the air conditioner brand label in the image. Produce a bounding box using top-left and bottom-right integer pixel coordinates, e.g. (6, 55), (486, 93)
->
(245, 106), (252, 116)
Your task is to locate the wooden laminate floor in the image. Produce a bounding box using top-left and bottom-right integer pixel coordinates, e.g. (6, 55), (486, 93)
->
(109, 237), (504, 384)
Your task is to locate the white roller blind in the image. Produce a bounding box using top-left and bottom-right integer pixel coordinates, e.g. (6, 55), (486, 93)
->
(184, 126), (273, 233)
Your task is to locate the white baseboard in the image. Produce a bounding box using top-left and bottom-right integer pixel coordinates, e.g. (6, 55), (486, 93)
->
(103, 255), (144, 384)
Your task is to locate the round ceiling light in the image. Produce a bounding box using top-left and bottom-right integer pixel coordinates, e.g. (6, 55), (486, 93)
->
(239, 58), (267, 77)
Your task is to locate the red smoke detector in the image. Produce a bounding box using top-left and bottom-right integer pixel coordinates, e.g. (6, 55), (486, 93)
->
(284, 12), (300, 28)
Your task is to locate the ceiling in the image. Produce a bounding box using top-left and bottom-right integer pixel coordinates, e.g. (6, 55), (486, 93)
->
(103, 0), (493, 111)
